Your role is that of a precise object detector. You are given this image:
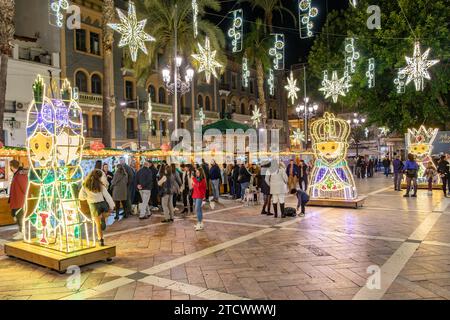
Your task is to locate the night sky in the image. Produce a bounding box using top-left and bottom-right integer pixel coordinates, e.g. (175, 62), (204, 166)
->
(206, 0), (349, 68)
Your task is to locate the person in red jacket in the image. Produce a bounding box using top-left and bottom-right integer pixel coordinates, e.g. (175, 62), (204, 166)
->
(9, 160), (28, 240)
(192, 166), (207, 231)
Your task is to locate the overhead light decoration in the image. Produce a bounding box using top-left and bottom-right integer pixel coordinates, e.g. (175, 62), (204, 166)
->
(285, 71), (300, 104)
(349, 0), (358, 8)
(192, 0), (198, 38)
(398, 41), (440, 91)
(298, 0), (319, 39)
(242, 57), (250, 88)
(268, 69), (275, 96)
(308, 112), (357, 200)
(378, 127), (390, 136)
(343, 37), (360, 92)
(107, 1), (155, 62)
(366, 58), (375, 88)
(147, 93), (152, 122)
(251, 106), (262, 127)
(49, 0), (70, 28)
(291, 128), (306, 145)
(394, 69), (406, 94)
(319, 70), (349, 103)
(192, 37), (223, 84)
(199, 108), (206, 125)
(268, 34), (285, 70)
(24, 75), (95, 252)
(228, 9), (243, 53)
(364, 127), (369, 138)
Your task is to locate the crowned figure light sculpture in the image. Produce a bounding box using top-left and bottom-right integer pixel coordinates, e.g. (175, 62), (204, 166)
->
(405, 125), (440, 185)
(308, 112), (357, 200)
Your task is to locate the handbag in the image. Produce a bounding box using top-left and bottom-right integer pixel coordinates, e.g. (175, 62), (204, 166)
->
(406, 169), (417, 178)
(94, 201), (109, 214)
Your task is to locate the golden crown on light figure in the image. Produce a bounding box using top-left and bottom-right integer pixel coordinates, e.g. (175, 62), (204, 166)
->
(407, 125), (438, 145)
(311, 112), (350, 143)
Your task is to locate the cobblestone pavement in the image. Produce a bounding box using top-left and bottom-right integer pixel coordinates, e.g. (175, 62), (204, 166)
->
(0, 174), (449, 300)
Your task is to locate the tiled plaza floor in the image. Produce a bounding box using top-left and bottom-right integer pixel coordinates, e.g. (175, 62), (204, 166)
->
(0, 173), (449, 300)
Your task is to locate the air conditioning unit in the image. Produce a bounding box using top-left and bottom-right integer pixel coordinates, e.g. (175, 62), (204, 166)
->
(16, 102), (24, 110)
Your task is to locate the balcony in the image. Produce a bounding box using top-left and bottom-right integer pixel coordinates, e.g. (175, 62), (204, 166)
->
(12, 40), (59, 68)
(79, 93), (103, 106)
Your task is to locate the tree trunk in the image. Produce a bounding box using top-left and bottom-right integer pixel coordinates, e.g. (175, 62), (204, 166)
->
(255, 59), (267, 127)
(102, 0), (114, 148)
(0, 54), (8, 142)
(267, 14), (273, 34)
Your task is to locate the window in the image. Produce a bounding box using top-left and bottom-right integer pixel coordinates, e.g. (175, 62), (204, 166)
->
(125, 81), (134, 101)
(91, 74), (102, 94)
(151, 120), (157, 136)
(273, 110), (277, 119)
(148, 85), (156, 102)
(90, 32), (101, 55)
(75, 71), (88, 92)
(269, 109), (273, 119)
(92, 115), (102, 137)
(158, 87), (166, 104)
(197, 95), (203, 109)
(157, 53), (164, 68)
(250, 79), (254, 94)
(75, 29), (87, 52)
(231, 73), (237, 89)
(205, 96), (211, 111)
(220, 73), (226, 84)
(240, 103), (245, 115)
(221, 99), (226, 114)
(82, 114), (89, 135)
(160, 120), (167, 136)
(126, 118), (135, 139)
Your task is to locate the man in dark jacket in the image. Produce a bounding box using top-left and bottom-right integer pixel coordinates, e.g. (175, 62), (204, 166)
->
(149, 162), (159, 210)
(136, 160), (153, 219)
(392, 155), (404, 191)
(209, 160), (221, 202)
(120, 157), (135, 214)
(298, 160), (309, 191)
(286, 159), (299, 193)
(437, 155), (450, 197)
(238, 163), (252, 200)
(232, 162), (240, 199)
(201, 159), (210, 202)
(9, 160), (28, 240)
(382, 156), (391, 177)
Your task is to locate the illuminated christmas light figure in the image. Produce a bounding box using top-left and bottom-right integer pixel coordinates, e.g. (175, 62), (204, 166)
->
(308, 112), (357, 200)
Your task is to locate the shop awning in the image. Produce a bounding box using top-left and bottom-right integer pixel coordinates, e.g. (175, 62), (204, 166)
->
(202, 119), (251, 134)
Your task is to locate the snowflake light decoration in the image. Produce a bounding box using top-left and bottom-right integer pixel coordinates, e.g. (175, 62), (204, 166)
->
(319, 70), (349, 103)
(251, 106), (262, 127)
(192, 37), (223, 84)
(398, 41), (440, 91)
(285, 71), (300, 105)
(291, 129), (306, 145)
(108, 1), (155, 62)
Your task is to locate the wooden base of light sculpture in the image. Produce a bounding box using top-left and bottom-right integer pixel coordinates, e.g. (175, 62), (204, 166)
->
(308, 196), (367, 209)
(4, 241), (116, 273)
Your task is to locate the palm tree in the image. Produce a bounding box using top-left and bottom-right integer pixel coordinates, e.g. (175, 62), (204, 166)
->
(0, 0), (15, 143)
(242, 0), (296, 33)
(242, 19), (272, 126)
(101, 0), (115, 148)
(132, 0), (225, 84)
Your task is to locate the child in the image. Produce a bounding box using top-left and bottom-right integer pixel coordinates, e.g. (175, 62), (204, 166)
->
(296, 184), (310, 217)
(424, 162), (437, 196)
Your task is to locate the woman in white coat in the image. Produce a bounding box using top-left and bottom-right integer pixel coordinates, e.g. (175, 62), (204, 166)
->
(265, 162), (288, 218)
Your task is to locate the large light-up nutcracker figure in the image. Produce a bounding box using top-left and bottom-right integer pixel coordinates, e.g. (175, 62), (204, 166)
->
(308, 112), (357, 200)
(405, 126), (440, 186)
(23, 76), (95, 253)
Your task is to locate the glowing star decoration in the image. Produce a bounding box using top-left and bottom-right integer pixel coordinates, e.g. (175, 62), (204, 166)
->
(398, 41), (440, 91)
(242, 57), (250, 88)
(319, 70), (349, 103)
(269, 34), (285, 70)
(251, 106), (262, 127)
(192, 37), (222, 84)
(49, 0), (70, 28)
(227, 9), (243, 53)
(24, 75), (95, 252)
(107, 1), (155, 62)
(405, 125), (440, 185)
(291, 129), (306, 145)
(198, 108), (206, 125)
(366, 58), (375, 88)
(192, 0), (198, 38)
(308, 112), (357, 200)
(285, 71), (300, 104)
(268, 69), (275, 96)
(299, 0), (319, 39)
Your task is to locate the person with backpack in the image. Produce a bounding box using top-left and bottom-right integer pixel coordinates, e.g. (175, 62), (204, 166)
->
(192, 167), (207, 231)
(158, 166), (176, 223)
(437, 155), (450, 197)
(404, 153), (419, 198)
(265, 162), (288, 218)
(393, 155), (404, 191)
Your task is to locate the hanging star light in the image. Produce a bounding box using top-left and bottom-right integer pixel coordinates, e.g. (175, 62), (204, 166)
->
(108, 1), (155, 62)
(242, 57), (250, 88)
(291, 129), (306, 145)
(228, 9), (243, 53)
(192, 37), (223, 84)
(251, 106), (262, 127)
(268, 69), (275, 96)
(192, 0), (198, 38)
(319, 70), (349, 103)
(285, 71), (300, 104)
(398, 41), (440, 91)
(366, 58), (375, 88)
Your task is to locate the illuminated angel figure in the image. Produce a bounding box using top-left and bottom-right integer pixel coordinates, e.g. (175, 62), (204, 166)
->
(308, 112), (357, 200)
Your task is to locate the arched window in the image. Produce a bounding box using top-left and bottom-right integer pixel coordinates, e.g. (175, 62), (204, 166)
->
(205, 96), (211, 111)
(158, 87), (166, 104)
(75, 71), (88, 92)
(273, 109), (277, 119)
(148, 85), (156, 102)
(197, 94), (203, 109)
(91, 74), (102, 94)
(240, 103), (246, 115)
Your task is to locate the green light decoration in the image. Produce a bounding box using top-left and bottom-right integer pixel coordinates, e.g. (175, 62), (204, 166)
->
(23, 76), (96, 253)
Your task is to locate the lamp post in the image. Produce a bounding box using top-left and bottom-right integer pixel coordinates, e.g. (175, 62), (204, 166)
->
(295, 97), (318, 150)
(347, 113), (366, 157)
(120, 96), (143, 151)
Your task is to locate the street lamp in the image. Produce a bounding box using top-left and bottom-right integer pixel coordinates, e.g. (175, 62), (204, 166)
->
(120, 97), (144, 151)
(295, 97), (318, 149)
